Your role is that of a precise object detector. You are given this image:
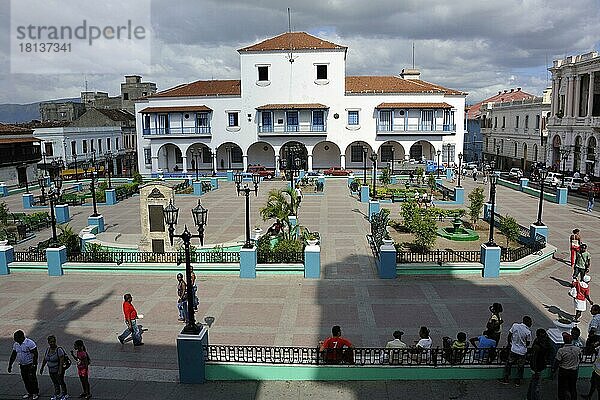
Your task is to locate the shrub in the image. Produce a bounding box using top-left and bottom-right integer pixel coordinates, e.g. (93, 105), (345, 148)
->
(499, 215), (520, 248)
(400, 199), (419, 231)
(132, 172), (143, 184)
(379, 167), (391, 185)
(468, 187), (485, 229)
(412, 208), (438, 252)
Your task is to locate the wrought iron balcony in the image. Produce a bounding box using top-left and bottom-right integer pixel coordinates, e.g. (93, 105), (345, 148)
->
(142, 126), (212, 136)
(258, 124), (327, 135)
(376, 123), (456, 133)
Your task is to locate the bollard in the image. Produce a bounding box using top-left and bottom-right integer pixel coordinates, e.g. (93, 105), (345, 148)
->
(481, 243), (501, 278)
(22, 193), (34, 209)
(226, 170), (234, 182)
(0, 184), (8, 197)
(105, 189), (117, 205)
(519, 178), (529, 191)
(360, 185), (370, 203)
(556, 187), (568, 205)
(87, 215), (105, 233)
(454, 187), (465, 204)
(379, 241), (397, 279)
(193, 181), (204, 196)
(0, 245), (14, 275)
(210, 178), (219, 190)
(304, 245), (321, 278)
(46, 246), (67, 276)
(240, 246), (257, 278)
(368, 200), (380, 219)
(55, 204), (70, 224)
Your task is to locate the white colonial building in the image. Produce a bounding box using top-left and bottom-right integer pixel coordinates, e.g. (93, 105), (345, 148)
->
(135, 32), (466, 176)
(548, 51), (600, 176)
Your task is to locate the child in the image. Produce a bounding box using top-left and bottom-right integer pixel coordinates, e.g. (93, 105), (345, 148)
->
(70, 340), (91, 399)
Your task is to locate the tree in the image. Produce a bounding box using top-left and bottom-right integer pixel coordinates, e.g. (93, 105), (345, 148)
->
(468, 187), (485, 229)
(499, 215), (520, 248)
(259, 187), (299, 240)
(415, 167), (425, 185)
(412, 208), (437, 252)
(379, 167), (391, 186)
(400, 198), (419, 231)
(428, 173), (437, 199)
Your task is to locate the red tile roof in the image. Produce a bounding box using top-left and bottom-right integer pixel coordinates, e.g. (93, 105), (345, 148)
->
(376, 102), (453, 109)
(139, 106), (213, 113)
(150, 80), (241, 98)
(239, 32), (346, 52)
(0, 123), (34, 134)
(256, 103), (328, 110)
(345, 76), (465, 95)
(467, 89), (535, 119)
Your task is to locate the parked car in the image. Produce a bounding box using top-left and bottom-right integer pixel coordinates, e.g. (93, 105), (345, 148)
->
(425, 160), (445, 173)
(563, 177), (585, 191)
(509, 168), (523, 179)
(544, 172), (563, 187)
(464, 162), (478, 170)
(247, 165), (274, 179)
(324, 167), (352, 176)
(578, 182), (600, 197)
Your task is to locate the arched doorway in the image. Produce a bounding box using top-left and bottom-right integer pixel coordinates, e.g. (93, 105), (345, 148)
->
(216, 142), (243, 171)
(344, 141), (373, 173)
(247, 142), (275, 169)
(551, 135), (561, 170)
(280, 141), (308, 171)
(587, 137), (597, 175)
(312, 141), (341, 171)
(533, 144), (538, 162)
(186, 143), (213, 174)
(157, 143), (183, 172)
(574, 136), (583, 173)
(409, 140), (435, 161)
(377, 141), (405, 172)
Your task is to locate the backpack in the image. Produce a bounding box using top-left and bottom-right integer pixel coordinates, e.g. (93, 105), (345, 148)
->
(59, 347), (71, 370)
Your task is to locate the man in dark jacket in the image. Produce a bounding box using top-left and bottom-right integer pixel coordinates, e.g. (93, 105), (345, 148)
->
(527, 329), (552, 400)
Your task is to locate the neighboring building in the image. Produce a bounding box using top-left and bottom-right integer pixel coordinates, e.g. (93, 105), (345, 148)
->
(0, 123), (41, 186)
(40, 101), (86, 123)
(547, 51), (600, 177)
(135, 32), (466, 176)
(465, 88), (535, 163)
(480, 88), (551, 172)
(121, 75), (157, 114)
(81, 91), (122, 110)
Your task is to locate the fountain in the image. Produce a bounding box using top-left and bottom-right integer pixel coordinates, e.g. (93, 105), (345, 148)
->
(437, 217), (479, 241)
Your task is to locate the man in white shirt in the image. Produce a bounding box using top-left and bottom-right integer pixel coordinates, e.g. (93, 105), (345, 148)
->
(589, 304), (600, 335)
(7, 330), (39, 399)
(500, 315), (532, 386)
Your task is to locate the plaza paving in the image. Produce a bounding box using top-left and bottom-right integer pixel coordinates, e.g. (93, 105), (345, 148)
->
(1, 177), (600, 398)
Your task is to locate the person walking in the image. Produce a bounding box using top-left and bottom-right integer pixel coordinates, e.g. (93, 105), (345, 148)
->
(486, 302), (503, 345)
(573, 244), (591, 281)
(500, 315), (532, 386)
(553, 332), (581, 400)
(177, 273), (187, 322)
(526, 329), (552, 400)
(570, 229), (582, 269)
(573, 275), (594, 323)
(588, 190), (595, 212)
(117, 293), (143, 346)
(70, 340), (91, 400)
(39, 335), (69, 400)
(7, 330), (39, 400)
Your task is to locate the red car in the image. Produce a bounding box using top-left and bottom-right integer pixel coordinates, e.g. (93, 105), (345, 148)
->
(578, 182), (600, 197)
(324, 167), (352, 176)
(247, 165), (274, 179)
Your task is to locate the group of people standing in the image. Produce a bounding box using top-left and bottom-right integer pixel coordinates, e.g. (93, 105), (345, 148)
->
(177, 267), (199, 323)
(569, 229), (593, 323)
(7, 330), (91, 400)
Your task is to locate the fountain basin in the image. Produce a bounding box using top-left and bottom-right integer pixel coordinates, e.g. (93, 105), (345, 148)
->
(437, 226), (479, 241)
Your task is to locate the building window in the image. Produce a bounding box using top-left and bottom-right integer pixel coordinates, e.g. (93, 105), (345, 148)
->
(202, 147), (212, 162)
(535, 115), (540, 129)
(378, 110), (392, 131)
(144, 148), (151, 164)
(116, 138), (119, 149)
(197, 112), (209, 127)
(442, 144), (455, 163)
(502, 116), (506, 128)
(231, 147), (242, 163)
(421, 110), (434, 130)
(107, 138), (111, 151)
(71, 140), (76, 156)
(380, 145), (393, 162)
(228, 112), (239, 127)
(158, 114), (169, 133)
(123, 93), (129, 100)
(98, 139), (102, 153)
(44, 142), (53, 156)
(143, 115), (151, 131)
(286, 111), (299, 132)
(175, 148), (183, 164)
(261, 111), (273, 132)
(494, 117), (498, 128)
(90, 139), (94, 152)
(316, 65), (327, 80)
(258, 66), (269, 81)
(525, 115), (529, 129)
(350, 145), (363, 163)
(515, 115), (519, 128)
(312, 110), (324, 131)
(348, 110), (359, 125)
(514, 142), (518, 157)
(82, 140), (87, 153)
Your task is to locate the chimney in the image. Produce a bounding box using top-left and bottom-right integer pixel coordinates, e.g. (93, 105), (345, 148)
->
(400, 68), (421, 80)
(504, 90), (508, 93)
(498, 91), (502, 95)
(510, 88), (514, 92)
(517, 87), (521, 91)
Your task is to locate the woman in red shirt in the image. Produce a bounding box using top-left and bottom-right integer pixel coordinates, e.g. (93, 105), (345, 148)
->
(570, 229), (581, 269)
(574, 275), (594, 322)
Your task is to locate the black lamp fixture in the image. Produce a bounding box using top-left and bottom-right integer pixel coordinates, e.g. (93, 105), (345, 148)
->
(89, 169), (99, 218)
(164, 199), (208, 335)
(73, 152), (79, 181)
(235, 172), (260, 249)
(535, 168), (549, 226)
(105, 151), (113, 188)
(436, 150), (442, 178)
(369, 152), (378, 198)
(37, 176), (46, 205)
(487, 173), (498, 246)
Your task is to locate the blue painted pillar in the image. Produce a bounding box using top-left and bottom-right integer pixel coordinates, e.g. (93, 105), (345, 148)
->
(379, 241), (397, 279)
(177, 327), (208, 384)
(304, 245), (321, 278)
(289, 216), (298, 239)
(0, 245), (14, 275)
(105, 189), (117, 205)
(210, 178), (219, 190)
(193, 181), (204, 196)
(360, 186), (370, 203)
(80, 233), (96, 252)
(454, 187), (465, 204)
(347, 176), (354, 186)
(240, 247), (257, 278)
(226, 170), (234, 181)
(483, 202), (492, 221)
(87, 215), (105, 233)
(481, 244), (501, 278)
(368, 200), (380, 219)
(446, 168), (453, 180)
(22, 193), (34, 209)
(530, 223), (549, 242)
(556, 187), (568, 205)
(0, 184), (8, 197)
(55, 204), (70, 224)
(46, 246), (67, 276)
(519, 178), (529, 191)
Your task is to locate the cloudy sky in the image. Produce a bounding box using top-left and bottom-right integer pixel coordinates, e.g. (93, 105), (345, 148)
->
(1, 0), (599, 105)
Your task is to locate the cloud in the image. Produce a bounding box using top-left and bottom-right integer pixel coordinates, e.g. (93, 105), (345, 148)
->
(0, 0), (599, 104)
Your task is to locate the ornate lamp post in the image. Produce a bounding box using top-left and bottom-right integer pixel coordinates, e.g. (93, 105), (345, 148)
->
(164, 199), (208, 335)
(234, 172), (260, 249)
(560, 146), (571, 187)
(487, 173), (498, 246)
(191, 149), (200, 182)
(390, 147), (395, 176)
(362, 147), (368, 185)
(105, 151), (113, 188)
(89, 170), (99, 217)
(47, 175), (63, 245)
(369, 153), (378, 198)
(535, 168), (549, 226)
(21, 163), (30, 193)
(458, 152), (463, 187)
(436, 150), (442, 178)
(73, 153), (79, 181)
(37, 176), (46, 205)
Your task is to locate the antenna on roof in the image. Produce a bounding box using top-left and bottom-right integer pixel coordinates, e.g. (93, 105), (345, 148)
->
(412, 42), (415, 69)
(287, 8), (295, 63)
(84, 75), (88, 92)
(288, 7), (292, 33)
(545, 53), (549, 87)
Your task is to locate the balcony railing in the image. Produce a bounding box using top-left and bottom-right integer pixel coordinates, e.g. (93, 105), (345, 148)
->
(258, 124), (327, 134)
(376, 124), (456, 133)
(142, 126), (211, 135)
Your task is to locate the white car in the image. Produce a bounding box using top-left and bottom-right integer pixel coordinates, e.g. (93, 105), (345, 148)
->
(563, 177), (584, 191)
(544, 172), (563, 187)
(509, 168), (523, 178)
(464, 162), (478, 170)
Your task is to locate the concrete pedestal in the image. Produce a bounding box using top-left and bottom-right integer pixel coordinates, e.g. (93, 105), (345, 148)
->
(519, 178), (529, 191)
(0, 245), (14, 275)
(556, 187), (568, 205)
(88, 215), (105, 233)
(105, 189), (117, 205)
(193, 181), (204, 196)
(0, 184), (8, 197)
(240, 247), (257, 278)
(22, 193), (34, 209)
(360, 185), (370, 203)
(177, 327), (208, 384)
(55, 204), (70, 224)
(530, 223), (549, 242)
(210, 178), (219, 190)
(379, 243), (397, 279)
(481, 244), (501, 278)
(46, 246), (67, 276)
(446, 168), (453, 180)
(226, 170), (234, 181)
(304, 245), (321, 278)
(368, 200), (380, 219)
(454, 187), (464, 204)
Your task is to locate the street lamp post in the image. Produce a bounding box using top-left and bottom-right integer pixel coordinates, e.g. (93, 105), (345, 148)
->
(73, 153), (78, 181)
(369, 153), (378, 198)
(41, 149), (48, 177)
(48, 175), (63, 245)
(105, 152), (113, 188)
(90, 170), (99, 217)
(164, 199), (208, 335)
(535, 168), (549, 226)
(560, 147), (570, 187)
(390, 147), (395, 176)
(436, 150), (442, 178)
(37, 176), (46, 205)
(22, 163), (30, 193)
(487, 173), (498, 246)
(191, 149), (200, 182)
(362, 147), (368, 185)
(234, 172), (260, 249)
(458, 153), (463, 187)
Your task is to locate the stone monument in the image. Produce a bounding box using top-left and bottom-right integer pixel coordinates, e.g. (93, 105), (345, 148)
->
(139, 181), (179, 253)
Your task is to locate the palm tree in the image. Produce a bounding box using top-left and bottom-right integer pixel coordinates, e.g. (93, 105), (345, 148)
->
(260, 188), (298, 240)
